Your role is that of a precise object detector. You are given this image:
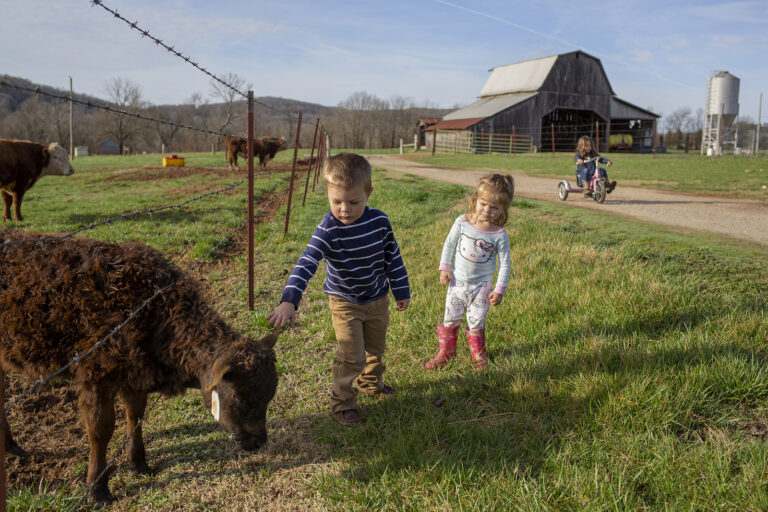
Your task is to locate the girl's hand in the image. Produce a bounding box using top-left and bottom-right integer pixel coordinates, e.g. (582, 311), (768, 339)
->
(439, 270), (452, 285)
(577, 158), (584, 165)
(396, 298), (410, 311)
(607, 160), (613, 166)
(489, 292), (503, 306)
(267, 301), (297, 328)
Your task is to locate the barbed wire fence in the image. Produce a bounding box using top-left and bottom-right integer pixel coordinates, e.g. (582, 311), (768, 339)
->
(0, 1), (329, 509)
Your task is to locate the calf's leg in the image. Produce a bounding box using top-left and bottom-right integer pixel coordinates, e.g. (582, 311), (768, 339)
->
(11, 189), (24, 221)
(79, 384), (117, 504)
(1, 190), (11, 221)
(1, 401), (27, 456)
(119, 388), (150, 474)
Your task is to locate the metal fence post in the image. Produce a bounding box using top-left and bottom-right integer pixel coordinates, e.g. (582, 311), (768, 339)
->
(284, 113), (303, 234)
(247, 91), (254, 310)
(303, 118), (320, 206)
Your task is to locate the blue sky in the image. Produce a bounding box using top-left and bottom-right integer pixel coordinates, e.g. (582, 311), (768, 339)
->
(1, 0), (766, 122)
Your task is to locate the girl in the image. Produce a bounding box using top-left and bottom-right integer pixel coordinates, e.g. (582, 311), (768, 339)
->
(425, 174), (514, 371)
(575, 136), (615, 196)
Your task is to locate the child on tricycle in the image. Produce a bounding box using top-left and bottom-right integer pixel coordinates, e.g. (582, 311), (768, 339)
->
(557, 135), (617, 204)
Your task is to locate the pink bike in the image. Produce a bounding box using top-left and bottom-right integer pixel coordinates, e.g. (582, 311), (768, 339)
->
(557, 156), (612, 204)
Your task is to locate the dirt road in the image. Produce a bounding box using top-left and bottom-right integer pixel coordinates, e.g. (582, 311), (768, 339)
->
(367, 154), (768, 247)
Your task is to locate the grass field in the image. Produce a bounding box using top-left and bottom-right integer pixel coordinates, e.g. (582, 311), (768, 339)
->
(409, 151), (768, 198)
(5, 155), (768, 510)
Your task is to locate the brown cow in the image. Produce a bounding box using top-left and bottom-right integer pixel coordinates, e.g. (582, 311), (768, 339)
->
(0, 229), (279, 504)
(0, 139), (75, 221)
(224, 136), (247, 170)
(254, 137), (287, 170)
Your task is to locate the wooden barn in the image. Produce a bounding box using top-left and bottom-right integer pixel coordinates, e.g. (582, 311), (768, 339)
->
(427, 51), (660, 154)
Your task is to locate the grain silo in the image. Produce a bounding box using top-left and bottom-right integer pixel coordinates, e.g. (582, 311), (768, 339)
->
(701, 71), (740, 155)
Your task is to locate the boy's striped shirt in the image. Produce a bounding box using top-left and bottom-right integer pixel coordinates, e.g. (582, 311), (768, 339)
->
(281, 207), (410, 307)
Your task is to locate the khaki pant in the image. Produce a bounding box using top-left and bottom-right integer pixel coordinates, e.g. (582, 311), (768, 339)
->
(328, 294), (390, 414)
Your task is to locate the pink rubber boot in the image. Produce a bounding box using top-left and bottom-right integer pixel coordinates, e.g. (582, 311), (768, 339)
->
(466, 328), (488, 371)
(425, 323), (459, 370)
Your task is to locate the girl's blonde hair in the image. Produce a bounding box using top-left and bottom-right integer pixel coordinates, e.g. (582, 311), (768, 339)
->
(576, 136), (596, 158)
(469, 174), (515, 226)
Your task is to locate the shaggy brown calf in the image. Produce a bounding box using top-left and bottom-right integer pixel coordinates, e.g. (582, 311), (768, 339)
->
(0, 139), (75, 221)
(0, 229), (278, 504)
(254, 137), (287, 170)
(224, 136), (248, 170)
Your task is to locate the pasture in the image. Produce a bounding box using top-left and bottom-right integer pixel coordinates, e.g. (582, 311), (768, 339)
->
(409, 151), (768, 198)
(4, 154), (768, 510)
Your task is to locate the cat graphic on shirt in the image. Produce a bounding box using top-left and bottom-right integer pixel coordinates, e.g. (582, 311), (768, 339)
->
(457, 233), (496, 263)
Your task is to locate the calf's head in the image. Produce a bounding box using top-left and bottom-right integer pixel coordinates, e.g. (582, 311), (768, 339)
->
(42, 143), (75, 177)
(203, 331), (278, 451)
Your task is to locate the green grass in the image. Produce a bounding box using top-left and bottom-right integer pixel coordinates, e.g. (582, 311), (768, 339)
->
(5, 155), (768, 510)
(413, 152), (768, 198)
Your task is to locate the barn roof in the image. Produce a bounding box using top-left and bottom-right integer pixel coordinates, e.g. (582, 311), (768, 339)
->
(479, 55), (558, 97)
(442, 92), (537, 122)
(611, 97), (659, 120)
(427, 117), (487, 131)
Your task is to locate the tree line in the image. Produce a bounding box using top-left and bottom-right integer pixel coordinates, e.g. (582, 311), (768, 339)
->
(0, 74), (447, 156)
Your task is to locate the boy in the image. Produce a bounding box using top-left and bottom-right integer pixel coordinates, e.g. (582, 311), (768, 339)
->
(268, 153), (410, 426)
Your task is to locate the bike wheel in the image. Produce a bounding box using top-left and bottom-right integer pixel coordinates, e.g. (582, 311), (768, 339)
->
(594, 181), (606, 203)
(558, 182), (568, 201)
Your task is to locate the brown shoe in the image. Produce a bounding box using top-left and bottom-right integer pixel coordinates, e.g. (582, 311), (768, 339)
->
(332, 409), (366, 426)
(361, 385), (396, 399)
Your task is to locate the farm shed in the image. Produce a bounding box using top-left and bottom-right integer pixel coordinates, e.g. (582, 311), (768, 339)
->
(98, 139), (120, 155)
(427, 51), (660, 153)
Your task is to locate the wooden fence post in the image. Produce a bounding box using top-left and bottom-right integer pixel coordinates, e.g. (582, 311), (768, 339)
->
(1, 368), (6, 512)
(551, 124), (556, 157)
(596, 121), (600, 153)
(432, 130), (437, 156)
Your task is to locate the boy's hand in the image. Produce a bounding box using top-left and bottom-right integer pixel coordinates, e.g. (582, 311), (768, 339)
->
(396, 298), (410, 311)
(489, 292), (503, 306)
(439, 270), (452, 285)
(267, 301), (297, 328)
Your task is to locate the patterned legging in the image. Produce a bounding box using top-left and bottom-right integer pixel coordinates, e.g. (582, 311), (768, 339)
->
(442, 279), (492, 331)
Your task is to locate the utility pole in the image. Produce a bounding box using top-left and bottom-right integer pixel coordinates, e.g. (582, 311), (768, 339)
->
(69, 76), (74, 158)
(757, 93), (763, 156)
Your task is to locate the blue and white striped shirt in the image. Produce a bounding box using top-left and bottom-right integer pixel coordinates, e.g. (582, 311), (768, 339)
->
(280, 207), (410, 307)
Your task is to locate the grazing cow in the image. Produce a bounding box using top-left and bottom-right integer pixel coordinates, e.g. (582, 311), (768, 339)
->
(0, 139), (75, 221)
(254, 137), (287, 170)
(224, 136), (248, 170)
(0, 229), (279, 504)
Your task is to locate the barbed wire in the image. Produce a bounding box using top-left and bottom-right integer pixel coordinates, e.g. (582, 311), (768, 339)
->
(0, 169), (280, 250)
(90, 0), (298, 121)
(90, 0), (246, 100)
(0, 80), (237, 139)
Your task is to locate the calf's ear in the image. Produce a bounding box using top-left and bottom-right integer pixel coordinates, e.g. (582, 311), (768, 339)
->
(259, 330), (279, 349)
(205, 356), (231, 392)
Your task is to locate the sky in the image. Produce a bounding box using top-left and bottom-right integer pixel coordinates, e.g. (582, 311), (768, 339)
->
(1, 0), (767, 123)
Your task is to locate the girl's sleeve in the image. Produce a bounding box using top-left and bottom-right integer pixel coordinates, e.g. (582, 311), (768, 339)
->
(438, 217), (462, 271)
(493, 231), (511, 294)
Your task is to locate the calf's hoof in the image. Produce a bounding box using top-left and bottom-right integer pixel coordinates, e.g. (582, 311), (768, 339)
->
(130, 461), (153, 476)
(88, 486), (116, 507)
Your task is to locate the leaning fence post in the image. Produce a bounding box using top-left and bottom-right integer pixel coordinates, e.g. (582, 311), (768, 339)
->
(284, 113), (303, 234)
(303, 118), (320, 206)
(247, 91), (255, 310)
(312, 132), (323, 192)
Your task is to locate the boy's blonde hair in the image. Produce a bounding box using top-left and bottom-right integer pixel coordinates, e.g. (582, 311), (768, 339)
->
(576, 136), (596, 158)
(469, 174), (515, 226)
(323, 153), (372, 192)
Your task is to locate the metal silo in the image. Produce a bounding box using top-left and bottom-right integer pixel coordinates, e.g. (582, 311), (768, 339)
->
(701, 71), (740, 155)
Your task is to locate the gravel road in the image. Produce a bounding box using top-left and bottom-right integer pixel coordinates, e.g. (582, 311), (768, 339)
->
(367, 154), (768, 247)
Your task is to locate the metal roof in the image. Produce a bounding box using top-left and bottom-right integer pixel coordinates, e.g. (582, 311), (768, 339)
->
(426, 117), (487, 131)
(610, 97), (659, 120)
(479, 55), (558, 97)
(442, 92), (537, 121)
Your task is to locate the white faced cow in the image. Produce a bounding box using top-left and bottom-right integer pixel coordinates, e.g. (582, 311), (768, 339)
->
(0, 139), (75, 221)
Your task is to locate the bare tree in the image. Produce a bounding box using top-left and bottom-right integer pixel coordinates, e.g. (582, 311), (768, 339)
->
(664, 107), (692, 150)
(209, 73), (250, 149)
(102, 77), (144, 154)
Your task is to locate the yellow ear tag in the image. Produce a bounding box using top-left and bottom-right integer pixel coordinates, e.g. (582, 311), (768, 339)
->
(211, 390), (220, 421)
